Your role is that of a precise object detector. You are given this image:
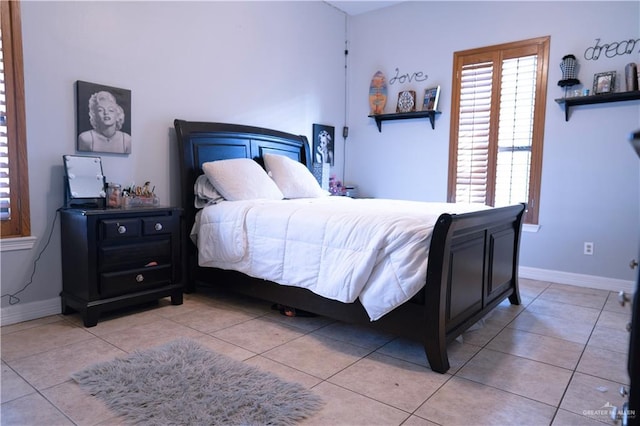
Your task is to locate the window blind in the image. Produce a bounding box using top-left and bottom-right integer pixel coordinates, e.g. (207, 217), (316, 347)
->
(454, 61), (493, 204)
(495, 55), (537, 207)
(0, 26), (9, 221)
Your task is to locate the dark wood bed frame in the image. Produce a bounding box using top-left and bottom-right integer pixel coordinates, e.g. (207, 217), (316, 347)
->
(174, 119), (526, 373)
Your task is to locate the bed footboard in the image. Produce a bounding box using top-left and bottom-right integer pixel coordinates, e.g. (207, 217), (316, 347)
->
(423, 203), (526, 373)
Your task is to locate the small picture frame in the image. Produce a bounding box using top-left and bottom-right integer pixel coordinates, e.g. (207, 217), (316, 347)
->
(422, 86), (441, 111)
(396, 90), (416, 113)
(593, 71), (616, 95)
(312, 123), (334, 166)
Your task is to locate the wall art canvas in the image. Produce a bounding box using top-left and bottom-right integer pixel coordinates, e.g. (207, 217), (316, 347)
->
(76, 81), (132, 154)
(312, 124), (334, 166)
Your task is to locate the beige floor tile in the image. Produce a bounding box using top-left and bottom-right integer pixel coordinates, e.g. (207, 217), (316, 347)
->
(97, 317), (206, 352)
(588, 324), (630, 354)
(62, 307), (162, 337)
(201, 288), (274, 317)
(190, 334), (257, 361)
(486, 327), (584, 369)
(374, 337), (430, 367)
(560, 371), (628, 423)
(263, 334), (371, 379)
(456, 320), (504, 346)
(525, 297), (601, 324)
(301, 381), (410, 426)
(577, 345), (630, 385)
(6, 337), (126, 390)
(0, 392), (74, 425)
(603, 291), (632, 314)
(480, 302), (525, 327)
(400, 415), (439, 426)
(518, 278), (551, 298)
(1, 315), (64, 335)
(457, 348), (572, 406)
(1, 362), (35, 403)
(328, 352), (449, 412)
(244, 355), (323, 389)
(0, 280), (633, 426)
(212, 316), (307, 353)
(167, 303), (259, 333)
(415, 376), (556, 426)
(265, 310), (335, 332)
(375, 337), (481, 373)
(313, 320), (395, 350)
(1, 321), (94, 361)
(41, 381), (121, 426)
(539, 283), (609, 309)
(596, 309), (632, 330)
(552, 408), (611, 425)
(508, 310), (594, 344)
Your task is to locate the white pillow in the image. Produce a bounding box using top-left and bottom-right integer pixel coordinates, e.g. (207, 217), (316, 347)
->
(263, 153), (330, 198)
(194, 174), (224, 208)
(202, 158), (283, 201)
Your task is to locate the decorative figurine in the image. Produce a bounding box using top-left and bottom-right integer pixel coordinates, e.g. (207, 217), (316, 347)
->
(558, 54), (580, 90)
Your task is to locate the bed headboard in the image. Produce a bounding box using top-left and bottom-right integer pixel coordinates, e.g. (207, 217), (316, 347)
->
(174, 119), (311, 224)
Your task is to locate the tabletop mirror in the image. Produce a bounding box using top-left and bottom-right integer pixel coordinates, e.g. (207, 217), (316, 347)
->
(63, 155), (106, 208)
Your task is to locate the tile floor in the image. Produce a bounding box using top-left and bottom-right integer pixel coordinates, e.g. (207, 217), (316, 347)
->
(1, 278), (633, 426)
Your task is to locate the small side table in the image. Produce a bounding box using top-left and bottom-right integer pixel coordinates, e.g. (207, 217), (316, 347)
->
(60, 205), (184, 327)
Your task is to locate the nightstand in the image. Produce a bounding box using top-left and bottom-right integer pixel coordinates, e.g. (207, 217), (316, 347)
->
(60, 206), (184, 327)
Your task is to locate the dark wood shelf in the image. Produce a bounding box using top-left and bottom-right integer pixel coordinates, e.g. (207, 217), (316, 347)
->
(555, 90), (640, 121)
(368, 110), (441, 132)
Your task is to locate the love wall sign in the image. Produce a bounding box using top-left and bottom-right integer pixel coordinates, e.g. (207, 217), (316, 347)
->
(388, 67), (429, 85)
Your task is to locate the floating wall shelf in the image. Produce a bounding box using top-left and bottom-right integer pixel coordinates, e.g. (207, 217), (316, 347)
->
(368, 110), (441, 132)
(555, 90), (640, 121)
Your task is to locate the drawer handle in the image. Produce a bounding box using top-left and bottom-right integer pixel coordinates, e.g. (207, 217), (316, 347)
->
(135, 274), (144, 283)
(154, 223), (163, 231)
(117, 225), (127, 234)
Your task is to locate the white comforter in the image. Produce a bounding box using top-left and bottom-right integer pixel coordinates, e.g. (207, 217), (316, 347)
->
(194, 197), (488, 321)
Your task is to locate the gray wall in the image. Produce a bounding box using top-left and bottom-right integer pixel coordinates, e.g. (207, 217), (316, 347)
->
(345, 1), (640, 282)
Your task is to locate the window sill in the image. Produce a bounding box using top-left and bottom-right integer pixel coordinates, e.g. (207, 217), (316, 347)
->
(1, 236), (37, 252)
(522, 224), (540, 233)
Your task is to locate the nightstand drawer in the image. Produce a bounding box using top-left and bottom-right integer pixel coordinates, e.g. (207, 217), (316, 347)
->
(142, 217), (174, 235)
(100, 264), (172, 298)
(102, 218), (141, 239)
(99, 239), (171, 271)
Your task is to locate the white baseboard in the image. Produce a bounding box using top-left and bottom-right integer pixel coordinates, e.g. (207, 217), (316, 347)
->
(519, 266), (636, 294)
(0, 297), (61, 326)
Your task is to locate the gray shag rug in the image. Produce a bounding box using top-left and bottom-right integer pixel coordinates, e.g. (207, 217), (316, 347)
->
(71, 338), (323, 425)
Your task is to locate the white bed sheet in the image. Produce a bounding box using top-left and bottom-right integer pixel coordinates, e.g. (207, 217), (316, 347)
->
(193, 197), (489, 321)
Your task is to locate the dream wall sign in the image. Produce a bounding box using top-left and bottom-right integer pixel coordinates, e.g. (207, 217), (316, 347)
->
(583, 37), (640, 60)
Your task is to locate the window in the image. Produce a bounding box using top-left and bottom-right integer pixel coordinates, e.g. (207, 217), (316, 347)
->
(0, 0), (30, 239)
(448, 36), (549, 224)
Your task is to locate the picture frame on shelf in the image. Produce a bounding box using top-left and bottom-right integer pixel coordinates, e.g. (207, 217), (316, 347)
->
(593, 71), (616, 95)
(422, 86), (441, 111)
(396, 90), (416, 113)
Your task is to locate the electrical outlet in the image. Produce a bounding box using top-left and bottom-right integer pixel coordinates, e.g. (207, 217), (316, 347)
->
(584, 242), (594, 255)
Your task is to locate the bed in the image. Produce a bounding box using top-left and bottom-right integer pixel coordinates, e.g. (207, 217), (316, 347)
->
(174, 119), (526, 373)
